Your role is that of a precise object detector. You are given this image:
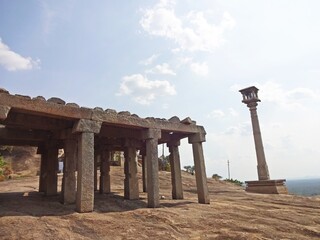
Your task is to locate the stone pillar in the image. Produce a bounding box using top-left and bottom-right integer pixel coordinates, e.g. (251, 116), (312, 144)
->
(94, 153), (99, 191)
(248, 102), (270, 181)
(143, 129), (161, 208)
(188, 132), (210, 204)
(37, 145), (47, 193)
(100, 146), (111, 194)
(72, 119), (102, 213)
(61, 138), (77, 204)
(140, 147), (147, 193)
(167, 140), (183, 200)
(45, 141), (59, 196)
(124, 139), (139, 200)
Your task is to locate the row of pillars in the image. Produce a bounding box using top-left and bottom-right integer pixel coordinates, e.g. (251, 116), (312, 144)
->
(38, 120), (210, 213)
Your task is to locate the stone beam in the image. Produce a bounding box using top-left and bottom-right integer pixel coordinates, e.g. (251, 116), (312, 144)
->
(0, 128), (51, 141)
(2, 112), (73, 131)
(0, 139), (41, 147)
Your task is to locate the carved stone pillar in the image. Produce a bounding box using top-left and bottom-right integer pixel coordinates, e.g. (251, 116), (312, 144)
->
(188, 132), (210, 204)
(167, 140), (183, 200)
(72, 119), (102, 213)
(143, 129), (161, 208)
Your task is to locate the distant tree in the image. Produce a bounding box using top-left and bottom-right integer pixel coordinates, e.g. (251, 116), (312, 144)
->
(212, 174), (222, 180)
(159, 155), (170, 171)
(184, 165), (195, 175)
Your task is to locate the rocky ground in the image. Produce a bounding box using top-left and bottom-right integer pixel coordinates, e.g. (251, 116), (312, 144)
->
(0, 166), (319, 240)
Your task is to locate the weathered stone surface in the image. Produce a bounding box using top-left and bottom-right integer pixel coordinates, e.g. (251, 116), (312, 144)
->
(146, 137), (159, 208)
(45, 142), (59, 196)
(66, 103), (80, 108)
(181, 117), (193, 125)
(62, 139), (77, 204)
(15, 94), (31, 100)
(47, 97), (66, 105)
(94, 107), (103, 111)
(0, 88), (9, 94)
(131, 114), (139, 118)
(100, 148), (111, 194)
(76, 132), (95, 213)
(245, 180), (288, 194)
(124, 146), (139, 200)
(119, 111), (131, 116)
(188, 132), (206, 143)
(72, 119), (102, 134)
(32, 96), (46, 101)
(0, 106), (11, 120)
(169, 116), (180, 123)
(142, 128), (161, 140)
(191, 142), (210, 204)
(105, 109), (117, 114)
(168, 143), (183, 200)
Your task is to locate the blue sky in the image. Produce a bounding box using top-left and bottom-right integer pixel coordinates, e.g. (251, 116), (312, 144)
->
(1, 0), (320, 180)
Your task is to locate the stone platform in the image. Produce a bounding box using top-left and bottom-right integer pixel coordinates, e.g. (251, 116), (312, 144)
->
(245, 179), (288, 194)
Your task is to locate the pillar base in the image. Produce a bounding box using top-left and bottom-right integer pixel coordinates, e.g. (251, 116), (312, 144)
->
(245, 179), (288, 194)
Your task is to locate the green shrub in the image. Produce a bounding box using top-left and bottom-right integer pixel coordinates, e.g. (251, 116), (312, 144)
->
(224, 178), (244, 186)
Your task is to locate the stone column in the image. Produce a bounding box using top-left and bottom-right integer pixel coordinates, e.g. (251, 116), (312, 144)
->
(140, 147), (147, 193)
(124, 139), (139, 200)
(94, 153), (99, 191)
(45, 141), (59, 196)
(143, 129), (161, 208)
(72, 119), (102, 213)
(248, 102), (270, 181)
(37, 145), (47, 193)
(61, 138), (77, 204)
(167, 140), (183, 200)
(188, 132), (210, 204)
(100, 146), (111, 194)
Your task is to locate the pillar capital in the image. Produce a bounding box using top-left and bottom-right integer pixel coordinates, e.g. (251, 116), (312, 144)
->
(188, 132), (206, 143)
(72, 119), (102, 134)
(0, 105), (11, 120)
(123, 138), (142, 148)
(142, 128), (161, 140)
(167, 140), (180, 148)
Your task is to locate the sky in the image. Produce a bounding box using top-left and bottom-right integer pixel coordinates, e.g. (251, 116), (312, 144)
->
(1, 0), (320, 181)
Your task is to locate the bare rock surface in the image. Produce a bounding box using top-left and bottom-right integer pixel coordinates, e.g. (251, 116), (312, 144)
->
(0, 167), (319, 239)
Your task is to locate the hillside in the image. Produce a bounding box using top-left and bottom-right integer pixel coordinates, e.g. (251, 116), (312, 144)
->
(0, 164), (319, 239)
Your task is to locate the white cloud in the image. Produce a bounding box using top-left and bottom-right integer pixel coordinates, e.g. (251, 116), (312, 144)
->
(190, 61), (208, 76)
(207, 109), (225, 119)
(0, 38), (40, 71)
(117, 74), (176, 105)
(139, 54), (159, 66)
(228, 108), (239, 117)
(140, 1), (235, 52)
(146, 63), (176, 75)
